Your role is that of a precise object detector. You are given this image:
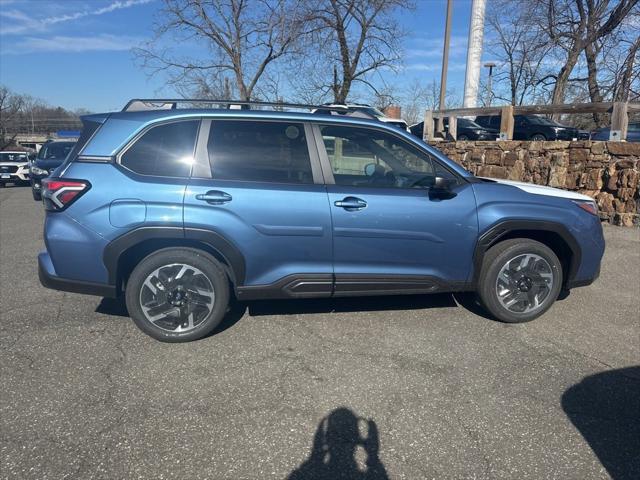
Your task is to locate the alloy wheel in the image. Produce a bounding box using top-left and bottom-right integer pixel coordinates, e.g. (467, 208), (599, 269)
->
(139, 263), (215, 332)
(495, 253), (554, 314)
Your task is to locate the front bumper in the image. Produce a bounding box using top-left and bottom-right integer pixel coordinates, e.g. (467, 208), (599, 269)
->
(38, 251), (117, 298)
(565, 264), (600, 289)
(0, 170), (29, 182)
(30, 174), (48, 190)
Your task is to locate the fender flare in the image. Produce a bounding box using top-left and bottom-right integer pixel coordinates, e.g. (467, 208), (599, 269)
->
(103, 226), (246, 287)
(472, 219), (581, 286)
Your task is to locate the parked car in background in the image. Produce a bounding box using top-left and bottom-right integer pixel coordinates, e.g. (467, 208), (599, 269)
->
(320, 103), (410, 131)
(30, 140), (76, 201)
(577, 130), (591, 140)
(0, 151), (30, 187)
(37, 99), (604, 342)
(475, 115), (580, 141)
(409, 118), (499, 141)
(590, 122), (640, 142)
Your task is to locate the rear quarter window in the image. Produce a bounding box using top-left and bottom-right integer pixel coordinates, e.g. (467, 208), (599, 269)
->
(120, 120), (199, 177)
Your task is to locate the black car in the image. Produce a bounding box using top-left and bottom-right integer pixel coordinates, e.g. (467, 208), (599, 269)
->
(410, 117), (498, 141)
(475, 115), (579, 141)
(591, 122), (640, 142)
(30, 140), (76, 201)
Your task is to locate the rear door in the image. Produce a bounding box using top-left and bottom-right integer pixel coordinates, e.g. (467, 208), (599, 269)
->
(314, 123), (478, 295)
(183, 118), (333, 298)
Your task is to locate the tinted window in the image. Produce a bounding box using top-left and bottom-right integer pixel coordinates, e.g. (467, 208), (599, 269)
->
(475, 116), (497, 128)
(321, 125), (455, 189)
(458, 118), (483, 129)
(38, 142), (75, 160)
(121, 121), (199, 177)
(207, 120), (313, 184)
(526, 115), (557, 126)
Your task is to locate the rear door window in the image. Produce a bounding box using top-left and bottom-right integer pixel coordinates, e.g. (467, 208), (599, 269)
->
(207, 120), (313, 184)
(120, 120), (199, 177)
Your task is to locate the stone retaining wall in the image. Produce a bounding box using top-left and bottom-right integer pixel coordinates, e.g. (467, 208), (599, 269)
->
(431, 140), (640, 227)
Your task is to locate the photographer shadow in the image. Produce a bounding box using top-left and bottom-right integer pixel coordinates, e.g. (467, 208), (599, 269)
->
(562, 366), (640, 480)
(288, 408), (388, 480)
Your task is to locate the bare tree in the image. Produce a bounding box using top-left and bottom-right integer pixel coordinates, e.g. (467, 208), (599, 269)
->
(303, 0), (412, 103)
(614, 35), (640, 101)
(398, 79), (459, 125)
(0, 86), (25, 150)
(535, 0), (638, 109)
(485, 0), (552, 106)
(135, 0), (308, 101)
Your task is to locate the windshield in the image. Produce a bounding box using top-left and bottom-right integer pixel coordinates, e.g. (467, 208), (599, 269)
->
(0, 152), (28, 162)
(524, 116), (560, 126)
(37, 142), (75, 160)
(458, 118), (484, 129)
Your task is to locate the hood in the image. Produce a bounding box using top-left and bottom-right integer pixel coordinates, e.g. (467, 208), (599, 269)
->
(480, 177), (594, 201)
(33, 158), (65, 169)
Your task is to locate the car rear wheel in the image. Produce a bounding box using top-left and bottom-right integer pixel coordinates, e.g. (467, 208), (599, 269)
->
(125, 247), (230, 342)
(458, 134), (469, 141)
(477, 239), (562, 323)
(32, 189), (42, 201)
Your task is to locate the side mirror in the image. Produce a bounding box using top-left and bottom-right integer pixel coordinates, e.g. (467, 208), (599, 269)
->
(433, 176), (453, 190)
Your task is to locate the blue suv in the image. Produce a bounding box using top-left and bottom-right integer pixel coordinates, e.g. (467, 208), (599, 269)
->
(38, 100), (604, 342)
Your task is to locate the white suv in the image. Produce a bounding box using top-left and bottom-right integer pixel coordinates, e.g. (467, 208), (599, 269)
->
(0, 151), (30, 186)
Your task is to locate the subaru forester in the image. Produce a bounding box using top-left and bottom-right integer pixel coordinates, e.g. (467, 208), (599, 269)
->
(38, 100), (604, 342)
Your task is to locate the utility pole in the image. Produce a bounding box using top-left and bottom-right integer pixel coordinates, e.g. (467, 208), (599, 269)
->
(463, 0), (487, 108)
(438, 0), (454, 132)
(484, 62), (496, 106)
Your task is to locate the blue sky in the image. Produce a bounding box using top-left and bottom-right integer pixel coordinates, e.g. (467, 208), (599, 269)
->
(0, 0), (476, 112)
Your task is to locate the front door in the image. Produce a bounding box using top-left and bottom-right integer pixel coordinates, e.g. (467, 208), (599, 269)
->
(314, 123), (478, 295)
(184, 119), (333, 298)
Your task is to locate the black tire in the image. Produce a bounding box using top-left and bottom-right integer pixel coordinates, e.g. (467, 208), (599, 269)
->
(458, 134), (469, 141)
(530, 133), (546, 141)
(125, 247), (230, 342)
(32, 189), (42, 201)
(477, 238), (562, 323)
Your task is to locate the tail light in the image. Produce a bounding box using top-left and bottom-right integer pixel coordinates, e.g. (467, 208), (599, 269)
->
(42, 178), (90, 211)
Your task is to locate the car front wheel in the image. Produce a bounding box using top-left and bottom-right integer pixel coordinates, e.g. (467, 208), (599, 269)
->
(32, 189), (42, 201)
(530, 133), (546, 141)
(125, 247), (230, 342)
(477, 239), (562, 323)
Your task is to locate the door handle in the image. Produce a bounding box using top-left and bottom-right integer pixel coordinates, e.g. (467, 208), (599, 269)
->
(334, 196), (367, 211)
(195, 190), (232, 204)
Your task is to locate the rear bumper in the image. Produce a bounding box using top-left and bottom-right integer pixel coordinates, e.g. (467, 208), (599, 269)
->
(38, 251), (117, 297)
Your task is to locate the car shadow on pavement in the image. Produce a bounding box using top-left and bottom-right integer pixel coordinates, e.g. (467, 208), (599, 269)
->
(246, 293), (460, 317)
(288, 407), (389, 480)
(96, 292), (494, 332)
(562, 367), (640, 480)
(95, 297), (248, 336)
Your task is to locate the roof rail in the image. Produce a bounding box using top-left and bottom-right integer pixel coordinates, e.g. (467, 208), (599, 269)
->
(123, 98), (348, 113)
(121, 98), (378, 120)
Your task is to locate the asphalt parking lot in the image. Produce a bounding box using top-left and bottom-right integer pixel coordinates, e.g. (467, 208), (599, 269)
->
(1, 184), (639, 479)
